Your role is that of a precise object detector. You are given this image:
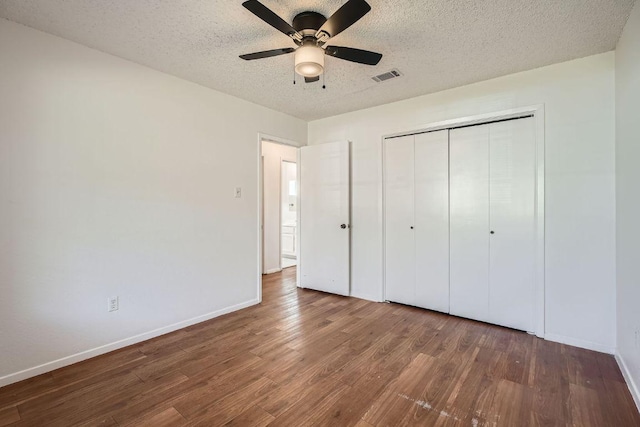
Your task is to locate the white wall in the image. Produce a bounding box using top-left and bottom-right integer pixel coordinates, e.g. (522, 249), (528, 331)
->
(0, 19), (306, 386)
(281, 162), (297, 227)
(615, 1), (640, 409)
(308, 52), (617, 353)
(261, 141), (297, 273)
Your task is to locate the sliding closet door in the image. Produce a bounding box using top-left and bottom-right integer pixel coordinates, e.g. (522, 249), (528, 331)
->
(449, 125), (490, 322)
(489, 118), (536, 332)
(384, 135), (415, 306)
(414, 130), (450, 313)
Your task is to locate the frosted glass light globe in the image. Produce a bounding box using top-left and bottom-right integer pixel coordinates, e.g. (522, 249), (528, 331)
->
(294, 46), (324, 77)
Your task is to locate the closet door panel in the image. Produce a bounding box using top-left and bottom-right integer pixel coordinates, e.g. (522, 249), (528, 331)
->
(414, 130), (450, 313)
(384, 136), (415, 305)
(489, 118), (536, 332)
(450, 125), (490, 322)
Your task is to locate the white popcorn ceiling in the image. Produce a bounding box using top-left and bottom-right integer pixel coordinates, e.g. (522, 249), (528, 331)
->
(0, 0), (635, 120)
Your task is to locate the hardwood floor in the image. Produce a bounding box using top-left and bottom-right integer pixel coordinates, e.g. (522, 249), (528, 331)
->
(1, 267), (639, 426)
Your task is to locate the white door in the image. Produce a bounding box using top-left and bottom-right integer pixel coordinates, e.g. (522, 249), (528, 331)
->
(299, 141), (350, 296)
(450, 118), (537, 332)
(414, 130), (450, 313)
(450, 125), (491, 323)
(488, 118), (536, 332)
(384, 135), (415, 305)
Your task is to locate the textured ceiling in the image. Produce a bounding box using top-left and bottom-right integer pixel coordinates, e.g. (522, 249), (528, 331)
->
(0, 0), (635, 120)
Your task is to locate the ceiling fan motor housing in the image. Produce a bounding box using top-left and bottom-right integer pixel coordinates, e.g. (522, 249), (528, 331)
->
(292, 11), (327, 34)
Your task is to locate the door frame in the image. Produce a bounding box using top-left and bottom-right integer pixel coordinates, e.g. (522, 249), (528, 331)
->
(257, 133), (302, 303)
(381, 105), (545, 338)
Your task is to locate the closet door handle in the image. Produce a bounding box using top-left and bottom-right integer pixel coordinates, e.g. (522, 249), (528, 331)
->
(341, 224), (348, 229)
(410, 226), (414, 229)
(490, 231), (495, 234)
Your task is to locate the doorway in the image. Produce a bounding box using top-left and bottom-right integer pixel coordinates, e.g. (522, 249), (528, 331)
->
(280, 160), (297, 269)
(258, 137), (352, 302)
(260, 138), (299, 279)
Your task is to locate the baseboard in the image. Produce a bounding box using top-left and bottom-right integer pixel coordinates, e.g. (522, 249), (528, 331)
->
(350, 290), (384, 303)
(616, 352), (640, 413)
(0, 298), (260, 388)
(544, 333), (615, 354)
(264, 268), (282, 274)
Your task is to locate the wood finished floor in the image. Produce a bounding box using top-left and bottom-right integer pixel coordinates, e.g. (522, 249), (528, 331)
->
(1, 267), (639, 426)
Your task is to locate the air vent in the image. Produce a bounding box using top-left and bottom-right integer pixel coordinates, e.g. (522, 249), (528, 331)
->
(372, 69), (402, 83)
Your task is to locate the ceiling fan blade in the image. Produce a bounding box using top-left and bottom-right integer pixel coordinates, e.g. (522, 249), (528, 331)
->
(316, 0), (371, 39)
(240, 47), (296, 60)
(242, 1), (301, 40)
(304, 76), (320, 83)
(325, 46), (382, 65)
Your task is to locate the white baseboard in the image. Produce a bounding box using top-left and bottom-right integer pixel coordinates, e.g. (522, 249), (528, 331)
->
(616, 352), (640, 413)
(0, 298), (260, 388)
(264, 268), (282, 274)
(543, 333), (615, 354)
(350, 290), (384, 303)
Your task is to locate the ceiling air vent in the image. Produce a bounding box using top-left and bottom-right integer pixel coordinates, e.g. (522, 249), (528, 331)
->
(372, 69), (402, 83)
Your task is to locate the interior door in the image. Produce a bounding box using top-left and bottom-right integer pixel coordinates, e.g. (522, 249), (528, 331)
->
(299, 141), (350, 296)
(414, 130), (450, 313)
(489, 118), (536, 332)
(449, 125), (490, 323)
(384, 135), (415, 305)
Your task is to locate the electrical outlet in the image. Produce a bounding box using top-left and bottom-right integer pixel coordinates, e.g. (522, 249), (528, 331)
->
(235, 187), (242, 198)
(108, 296), (119, 312)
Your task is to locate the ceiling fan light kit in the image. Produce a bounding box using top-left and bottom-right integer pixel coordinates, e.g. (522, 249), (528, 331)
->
(240, 0), (383, 84)
(295, 45), (324, 78)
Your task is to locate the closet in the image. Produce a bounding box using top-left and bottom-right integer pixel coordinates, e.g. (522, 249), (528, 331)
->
(384, 116), (537, 333)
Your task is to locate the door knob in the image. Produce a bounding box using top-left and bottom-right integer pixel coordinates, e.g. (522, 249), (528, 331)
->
(410, 226), (414, 229)
(341, 224), (347, 229)
(490, 231), (495, 234)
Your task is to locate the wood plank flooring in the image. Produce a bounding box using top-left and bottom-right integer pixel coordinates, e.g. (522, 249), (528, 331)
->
(1, 267), (639, 426)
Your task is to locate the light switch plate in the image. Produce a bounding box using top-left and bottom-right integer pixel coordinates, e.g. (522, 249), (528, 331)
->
(108, 296), (119, 312)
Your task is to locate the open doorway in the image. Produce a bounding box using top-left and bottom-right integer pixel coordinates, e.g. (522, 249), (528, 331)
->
(281, 160), (297, 269)
(260, 139), (298, 277)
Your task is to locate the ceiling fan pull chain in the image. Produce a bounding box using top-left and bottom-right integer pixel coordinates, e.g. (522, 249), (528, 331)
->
(293, 67), (296, 85)
(322, 70), (326, 89)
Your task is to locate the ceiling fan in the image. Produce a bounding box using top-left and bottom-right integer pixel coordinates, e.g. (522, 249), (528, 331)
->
(239, 0), (383, 83)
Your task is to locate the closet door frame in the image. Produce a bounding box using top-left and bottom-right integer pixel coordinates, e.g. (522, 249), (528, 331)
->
(381, 105), (545, 338)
